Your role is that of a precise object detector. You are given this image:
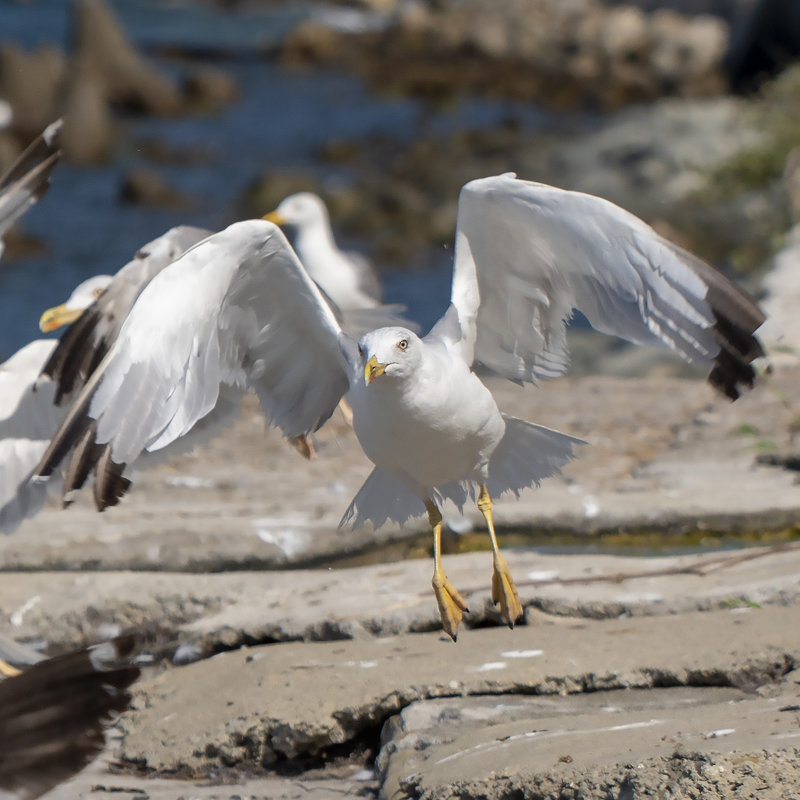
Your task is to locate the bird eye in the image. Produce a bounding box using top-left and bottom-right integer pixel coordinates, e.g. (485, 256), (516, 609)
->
(93, 288), (104, 297)
(397, 339), (408, 351)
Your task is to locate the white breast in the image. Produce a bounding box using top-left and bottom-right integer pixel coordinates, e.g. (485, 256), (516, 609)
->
(350, 351), (505, 490)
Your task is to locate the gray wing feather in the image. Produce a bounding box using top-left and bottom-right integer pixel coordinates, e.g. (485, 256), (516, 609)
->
(36, 221), (352, 506)
(42, 225), (212, 404)
(446, 173), (764, 398)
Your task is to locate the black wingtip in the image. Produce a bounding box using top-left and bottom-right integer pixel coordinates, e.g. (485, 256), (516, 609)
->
(708, 309), (766, 401)
(93, 445), (130, 511)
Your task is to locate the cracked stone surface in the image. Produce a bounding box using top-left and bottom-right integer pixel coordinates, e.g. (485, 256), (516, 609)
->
(33, 604), (800, 800)
(1, 544), (799, 657)
(377, 687), (800, 800)
(113, 606), (800, 773)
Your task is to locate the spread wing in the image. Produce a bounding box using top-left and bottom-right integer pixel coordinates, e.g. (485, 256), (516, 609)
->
(435, 173), (764, 399)
(35, 220), (354, 509)
(42, 225), (212, 404)
(0, 119), (61, 259)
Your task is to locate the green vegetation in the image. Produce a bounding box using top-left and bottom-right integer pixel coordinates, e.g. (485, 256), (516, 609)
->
(731, 423), (760, 436)
(681, 66), (800, 273)
(718, 597), (762, 610)
(711, 66), (800, 195)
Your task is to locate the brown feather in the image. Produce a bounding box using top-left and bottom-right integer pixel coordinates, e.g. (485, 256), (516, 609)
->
(0, 636), (140, 800)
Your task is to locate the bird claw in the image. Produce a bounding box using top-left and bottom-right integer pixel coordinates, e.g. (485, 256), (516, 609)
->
(491, 555), (523, 628)
(432, 571), (469, 641)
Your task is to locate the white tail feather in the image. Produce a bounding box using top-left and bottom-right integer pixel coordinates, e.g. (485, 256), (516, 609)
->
(486, 415), (586, 499)
(339, 467), (424, 529)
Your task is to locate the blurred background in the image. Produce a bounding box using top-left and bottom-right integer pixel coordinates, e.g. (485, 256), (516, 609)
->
(1, 0), (798, 363)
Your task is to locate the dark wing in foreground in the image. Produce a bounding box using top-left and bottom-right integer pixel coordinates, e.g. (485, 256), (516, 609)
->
(0, 636), (140, 800)
(42, 225), (212, 404)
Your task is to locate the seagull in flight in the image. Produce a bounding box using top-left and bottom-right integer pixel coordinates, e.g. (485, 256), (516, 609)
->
(34, 173), (766, 639)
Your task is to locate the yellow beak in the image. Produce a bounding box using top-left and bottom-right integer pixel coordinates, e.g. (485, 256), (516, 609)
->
(364, 355), (387, 386)
(262, 210), (285, 225)
(39, 303), (83, 333)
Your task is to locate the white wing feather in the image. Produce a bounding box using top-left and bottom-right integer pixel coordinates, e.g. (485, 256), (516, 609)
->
(0, 340), (62, 533)
(447, 173), (724, 382)
(87, 220), (352, 467)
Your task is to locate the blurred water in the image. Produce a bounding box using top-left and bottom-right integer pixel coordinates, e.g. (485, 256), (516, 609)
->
(0, 0), (562, 358)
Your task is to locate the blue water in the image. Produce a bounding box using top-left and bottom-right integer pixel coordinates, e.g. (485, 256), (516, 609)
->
(0, 0), (563, 359)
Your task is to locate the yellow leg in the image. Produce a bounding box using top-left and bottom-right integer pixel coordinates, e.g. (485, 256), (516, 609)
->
(426, 499), (468, 640)
(0, 658), (21, 678)
(478, 485), (523, 629)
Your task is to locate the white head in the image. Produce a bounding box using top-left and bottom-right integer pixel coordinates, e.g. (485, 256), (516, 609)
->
(39, 274), (112, 332)
(359, 326), (422, 386)
(267, 192), (330, 230)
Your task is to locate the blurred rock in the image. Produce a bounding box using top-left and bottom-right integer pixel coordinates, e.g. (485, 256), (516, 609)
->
(282, 0), (731, 108)
(0, 0), (240, 166)
(60, 55), (116, 164)
(0, 44), (64, 140)
(242, 95), (768, 266)
(120, 168), (192, 208)
(72, 0), (182, 115)
(760, 224), (800, 362)
(785, 147), (800, 222)
(182, 66), (241, 111)
(726, 0), (800, 91)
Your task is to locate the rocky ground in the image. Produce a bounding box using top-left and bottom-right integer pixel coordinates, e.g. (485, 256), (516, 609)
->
(2, 345), (800, 798)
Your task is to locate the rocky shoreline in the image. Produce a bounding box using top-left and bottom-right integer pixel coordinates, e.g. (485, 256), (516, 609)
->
(2, 355), (799, 798)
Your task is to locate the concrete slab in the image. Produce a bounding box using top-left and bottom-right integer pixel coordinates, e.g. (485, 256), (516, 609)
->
(115, 605), (800, 772)
(377, 687), (800, 799)
(1, 544), (799, 654)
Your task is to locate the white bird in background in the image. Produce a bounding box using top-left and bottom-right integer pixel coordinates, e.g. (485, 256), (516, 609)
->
(0, 117), (71, 534)
(40, 225), (213, 406)
(0, 226), (216, 533)
(34, 173), (765, 639)
(0, 119), (62, 261)
(265, 191), (409, 433)
(0, 276), (113, 533)
(264, 191), (383, 311)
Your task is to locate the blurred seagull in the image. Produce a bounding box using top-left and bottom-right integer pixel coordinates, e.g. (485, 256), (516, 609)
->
(0, 635), (140, 800)
(0, 119), (62, 260)
(0, 227), (221, 532)
(1, 276), (112, 533)
(265, 191), (383, 311)
(265, 191), (404, 432)
(34, 173), (765, 639)
(40, 225), (212, 406)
